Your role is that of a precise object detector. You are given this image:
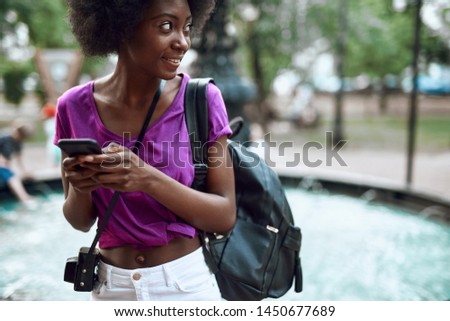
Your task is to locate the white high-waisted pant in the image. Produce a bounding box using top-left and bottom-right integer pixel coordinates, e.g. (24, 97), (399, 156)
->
(91, 247), (221, 301)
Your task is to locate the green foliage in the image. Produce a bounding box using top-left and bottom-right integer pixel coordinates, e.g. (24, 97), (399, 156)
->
(305, 0), (414, 78)
(422, 31), (450, 65)
(230, 0), (449, 94)
(347, 1), (413, 77)
(2, 60), (33, 105)
(1, 0), (109, 103)
(1, 0), (74, 48)
(230, 0), (297, 95)
(1, 0), (448, 102)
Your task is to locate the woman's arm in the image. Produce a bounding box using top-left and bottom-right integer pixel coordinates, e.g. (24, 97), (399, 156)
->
(147, 135), (236, 234)
(60, 151), (99, 232)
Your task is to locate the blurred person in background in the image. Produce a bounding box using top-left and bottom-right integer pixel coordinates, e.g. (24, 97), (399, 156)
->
(0, 120), (36, 202)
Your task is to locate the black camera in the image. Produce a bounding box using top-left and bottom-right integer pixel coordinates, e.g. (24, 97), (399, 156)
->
(64, 247), (100, 292)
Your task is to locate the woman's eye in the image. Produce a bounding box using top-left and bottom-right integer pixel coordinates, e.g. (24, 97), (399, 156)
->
(184, 23), (193, 34)
(160, 22), (172, 31)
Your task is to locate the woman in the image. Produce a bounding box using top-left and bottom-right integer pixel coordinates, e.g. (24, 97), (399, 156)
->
(55, 0), (235, 301)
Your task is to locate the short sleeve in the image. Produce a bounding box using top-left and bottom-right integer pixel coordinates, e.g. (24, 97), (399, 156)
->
(206, 82), (232, 146)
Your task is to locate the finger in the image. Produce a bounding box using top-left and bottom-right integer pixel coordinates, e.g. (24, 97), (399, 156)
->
(103, 142), (125, 154)
(100, 152), (136, 169)
(62, 156), (84, 169)
(68, 174), (102, 190)
(80, 157), (124, 171)
(65, 166), (99, 182)
(79, 164), (117, 174)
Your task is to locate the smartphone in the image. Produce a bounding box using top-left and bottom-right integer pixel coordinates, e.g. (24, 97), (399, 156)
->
(57, 138), (102, 157)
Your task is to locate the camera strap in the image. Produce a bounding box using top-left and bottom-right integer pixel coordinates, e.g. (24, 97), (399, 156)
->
(87, 80), (166, 255)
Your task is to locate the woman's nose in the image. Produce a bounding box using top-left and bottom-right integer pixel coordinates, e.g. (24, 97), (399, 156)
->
(173, 31), (190, 51)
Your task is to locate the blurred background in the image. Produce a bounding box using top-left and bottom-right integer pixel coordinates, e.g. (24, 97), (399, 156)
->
(0, 0), (449, 301)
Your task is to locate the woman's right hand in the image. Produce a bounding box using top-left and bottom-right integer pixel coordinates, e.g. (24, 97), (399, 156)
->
(62, 154), (103, 193)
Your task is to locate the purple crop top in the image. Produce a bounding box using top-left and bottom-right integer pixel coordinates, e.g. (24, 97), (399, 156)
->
(54, 73), (232, 250)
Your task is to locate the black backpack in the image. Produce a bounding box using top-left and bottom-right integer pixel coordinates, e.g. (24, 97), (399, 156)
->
(184, 78), (303, 301)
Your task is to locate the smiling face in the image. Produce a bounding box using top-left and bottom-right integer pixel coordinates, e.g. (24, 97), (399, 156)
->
(120, 0), (192, 80)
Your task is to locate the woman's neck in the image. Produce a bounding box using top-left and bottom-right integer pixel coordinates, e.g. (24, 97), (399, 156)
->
(95, 65), (162, 111)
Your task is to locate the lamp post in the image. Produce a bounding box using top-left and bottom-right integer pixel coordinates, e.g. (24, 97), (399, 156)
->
(405, 0), (423, 188)
(333, 0), (348, 146)
(392, 0), (423, 188)
(191, 0), (256, 143)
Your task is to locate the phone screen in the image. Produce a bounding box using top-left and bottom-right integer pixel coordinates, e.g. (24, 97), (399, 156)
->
(57, 138), (102, 157)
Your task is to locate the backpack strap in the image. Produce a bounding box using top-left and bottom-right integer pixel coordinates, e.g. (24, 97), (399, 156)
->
(184, 78), (213, 191)
(184, 77), (219, 274)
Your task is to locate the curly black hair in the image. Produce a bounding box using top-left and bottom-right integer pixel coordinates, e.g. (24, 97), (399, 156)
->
(66, 0), (216, 57)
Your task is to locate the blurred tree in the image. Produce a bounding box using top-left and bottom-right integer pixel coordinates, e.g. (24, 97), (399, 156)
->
(226, 0), (449, 131)
(304, 0), (450, 111)
(2, 60), (33, 105)
(0, 0), (106, 105)
(228, 0), (298, 132)
(0, 0), (74, 49)
(2, 0), (446, 110)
